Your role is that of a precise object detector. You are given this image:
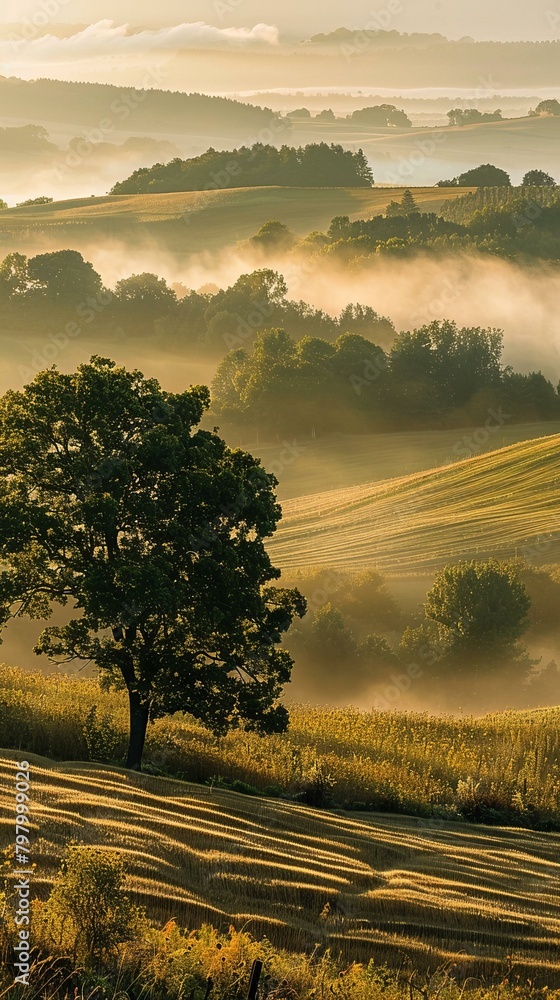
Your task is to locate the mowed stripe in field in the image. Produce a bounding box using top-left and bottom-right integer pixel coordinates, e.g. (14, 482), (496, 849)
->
(268, 434), (560, 572)
(2, 750), (560, 978)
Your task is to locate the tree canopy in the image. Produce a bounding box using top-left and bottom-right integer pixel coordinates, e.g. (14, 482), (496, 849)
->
(424, 560), (531, 663)
(0, 357), (305, 769)
(522, 169), (557, 187)
(438, 163), (512, 187)
(111, 143), (374, 194)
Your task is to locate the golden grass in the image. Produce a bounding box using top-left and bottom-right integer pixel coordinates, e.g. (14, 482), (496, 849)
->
(253, 422), (560, 501)
(0, 186), (472, 256)
(3, 663), (560, 821)
(268, 433), (560, 573)
(2, 748), (560, 979)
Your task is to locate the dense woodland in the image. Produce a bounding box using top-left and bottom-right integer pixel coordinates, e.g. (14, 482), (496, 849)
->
(212, 325), (560, 435)
(307, 186), (560, 261)
(110, 143), (374, 193)
(0, 77), (284, 137)
(1, 250), (558, 436)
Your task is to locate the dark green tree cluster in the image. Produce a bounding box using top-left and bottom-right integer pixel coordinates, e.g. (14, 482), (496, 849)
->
(440, 183), (559, 225)
(438, 163), (512, 187)
(349, 105), (412, 127)
(401, 560), (532, 676)
(212, 322), (560, 436)
(0, 249), (102, 304)
(317, 188), (560, 261)
(529, 99), (560, 117)
(0, 254), (395, 357)
(447, 109), (502, 126)
(111, 143), (374, 194)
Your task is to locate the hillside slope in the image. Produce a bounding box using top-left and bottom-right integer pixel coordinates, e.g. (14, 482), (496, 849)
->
(268, 433), (560, 572)
(0, 186), (469, 259)
(2, 749), (560, 978)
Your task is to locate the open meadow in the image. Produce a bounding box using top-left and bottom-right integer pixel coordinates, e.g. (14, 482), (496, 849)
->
(268, 434), (560, 573)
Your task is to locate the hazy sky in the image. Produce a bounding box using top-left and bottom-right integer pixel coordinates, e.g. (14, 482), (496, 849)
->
(2, 0), (559, 41)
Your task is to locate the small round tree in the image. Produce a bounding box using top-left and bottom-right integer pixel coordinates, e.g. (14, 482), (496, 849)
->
(424, 559), (531, 663)
(0, 357), (305, 769)
(522, 169), (557, 187)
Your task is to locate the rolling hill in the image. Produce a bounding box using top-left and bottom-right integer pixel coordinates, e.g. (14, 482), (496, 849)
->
(268, 433), (560, 573)
(2, 748), (560, 979)
(0, 185), (470, 260)
(253, 421), (560, 501)
(287, 115), (560, 186)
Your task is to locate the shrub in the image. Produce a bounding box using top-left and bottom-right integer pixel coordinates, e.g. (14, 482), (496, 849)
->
(35, 847), (143, 968)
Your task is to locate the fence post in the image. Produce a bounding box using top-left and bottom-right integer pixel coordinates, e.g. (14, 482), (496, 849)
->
(247, 959), (263, 999)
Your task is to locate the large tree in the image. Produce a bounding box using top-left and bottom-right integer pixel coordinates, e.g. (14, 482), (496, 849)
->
(0, 357), (305, 769)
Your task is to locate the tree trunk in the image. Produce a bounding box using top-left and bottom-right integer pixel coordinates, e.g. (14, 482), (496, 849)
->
(126, 689), (150, 770)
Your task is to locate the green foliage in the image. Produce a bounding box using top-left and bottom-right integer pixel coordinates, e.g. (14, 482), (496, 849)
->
(249, 220), (296, 251)
(447, 108), (502, 125)
(531, 98), (560, 116)
(26, 249), (103, 303)
(385, 189), (418, 217)
(424, 559), (531, 664)
(83, 705), (121, 763)
(111, 143), (374, 194)
(212, 320), (559, 435)
(523, 169), (557, 186)
(15, 196), (53, 207)
(0, 357), (305, 769)
(456, 163), (512, 187)
(350, 104), (412, 127)
(114, 271), (177, 308)
(3, 662), (560, 825)
(440, 184), (560, 224)
(36, 847), (141, 966)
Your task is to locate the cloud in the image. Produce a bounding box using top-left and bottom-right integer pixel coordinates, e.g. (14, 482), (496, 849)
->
(5, 19), (280, 60)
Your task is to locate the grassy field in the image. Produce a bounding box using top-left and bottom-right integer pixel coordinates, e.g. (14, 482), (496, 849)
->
(0, 185), (471, 259)
(2, 743), (560, 980)
(2, 664), (560, 824)
(251, 421), (560, 501)
(287, 115), (560, 186)
(267, 433), (560, 573)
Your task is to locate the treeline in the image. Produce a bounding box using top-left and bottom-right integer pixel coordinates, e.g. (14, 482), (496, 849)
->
(0, 254), (395, 367)
(308, 187), (560, 262)
(0, 77), (284, 139)
(212, 323), (560, 435)
(440, 183), (560, 224)
(110, 143), (374, 194)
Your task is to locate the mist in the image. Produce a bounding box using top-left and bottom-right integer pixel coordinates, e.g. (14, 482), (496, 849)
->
(29, 240), (558, 379)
